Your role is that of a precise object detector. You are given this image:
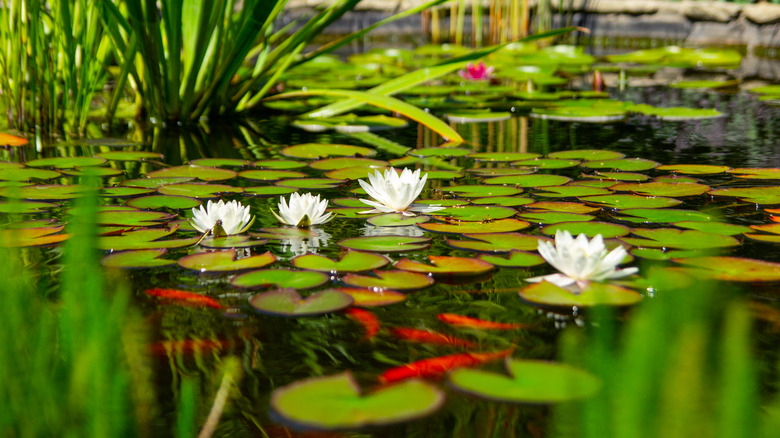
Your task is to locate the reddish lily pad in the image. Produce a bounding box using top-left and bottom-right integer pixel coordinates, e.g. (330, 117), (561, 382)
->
(395, 255), (494, 276)
(541, 222), (631, 238)
(281, 143), (376, 159)
(609, 182), (709, 197)
(25, 156), (107, 168)
(672, 257), (780, 282)
(433, 206), (516, 221)
(519, 281), (642, 308)
(231, 269), (330, 289)
(239, 169), (306, 181)
(443, 185), (522, 198)
(332, 287), (407, 307)
(126, 195), (201, 210)
(620, 228), (739, 250)
(342, 270), (434, 290)
(548, 149), (624, 161)
(0, 226), (70, 247)
(250, 288), (353, 317)
(482, 174), (571, 187)
(708, 187), (780, 204)
(270, 372), (443, 430)
(418, 218), (530, 234)
(580, 194), (682, 209)
(292, 250), (390, 273)
(146, 165), (237, 181)
(727, 168), (780, 180)
(657, 164), (730, 175)
(178, 250), (276, 273)
(338, 236), (431, 253)
(447, 233), (546, 253)
(582, 158), (659, 172)
(101, 249), (176, 268)
(157, 183), (244, 198)
(478, 250), (545, 268)
(367, 214), (430, 227)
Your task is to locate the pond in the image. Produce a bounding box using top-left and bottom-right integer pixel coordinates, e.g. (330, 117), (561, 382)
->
(4, 41), (780, 436)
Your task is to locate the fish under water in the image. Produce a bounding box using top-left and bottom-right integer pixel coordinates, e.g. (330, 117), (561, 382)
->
(379, 348), (514, 384)
(437, 313), (528, 330)
(389, 327), (478, 348)
(144, 288), (223, 309)
(343, 307), (380, 340)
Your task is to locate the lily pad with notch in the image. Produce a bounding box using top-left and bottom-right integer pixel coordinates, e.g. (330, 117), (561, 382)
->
(332, 287), (406, 307)
(157, 183), (244, 198)
(239, 170), (306, 181)
(0, 184), (90, 200)
(471, 196), (534, 207)
(25, 156), (107, 168)
(582, 158), (659, 172)
(512, 158), (579, 169)
(418, 218), (530, 234)
(518, 212), (595, 224)
(146, 165), (237, 181)
(482, 174), (571, 187)
(188, 158), (251, 167)
(395, 255), (494, 276)
(727, 168), (780, 180)
(126, 195), (201, 210)
(708, 186), (780, 204)
(250, 288), (353, 317)
(292, 250), (390, 273)
(519, 281), (642, 308)
(232, 269), (330, 289)
(672, 257), (780, 282)
(446, 233), (547, 253)
(534, 186), (611, 198)
(580, 194), (682, 209)
(254, 159), (308, 170)
(656, 164), (730, 175)
(432, 205), (516, 221)
(609, 182), (710, 197)
(121, 177), (195, 188)
(101, 248), (176, 269)
(469, 152), (540, 162)
(547, 149), (625, 161)
(178, 249), (276, 273)
(98, 226), (200, 251)
(443, 185), (523, 198)
(199, 236), (269, 249)
(341, 270), (434, 290)
(96, 151), (163, 161)
(276, 178), (345, 190)
(338, 236), (431, 253)
(541, 222), (631, 238)
(613, 208), (715, 224)
(478, 250), (545, 268)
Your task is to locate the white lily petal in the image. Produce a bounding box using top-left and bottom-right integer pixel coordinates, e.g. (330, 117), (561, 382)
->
(357, 167), (431, 214)
(189, 199), (252, 236)
(274, 193), (333, 227)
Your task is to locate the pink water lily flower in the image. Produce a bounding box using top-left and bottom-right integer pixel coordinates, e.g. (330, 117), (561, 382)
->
(458, 62), (494, 81)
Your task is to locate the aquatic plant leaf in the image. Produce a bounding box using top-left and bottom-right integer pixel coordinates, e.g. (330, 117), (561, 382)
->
(325, 166), (391, 180)
(0, 201), (57, 213)
(270, 372), (443, 430)
(188, 158), (251, 167)
(232, 269), (330, 289)
(292, 250), (390, 273)
(629, 104), (723, 120)
(547, 149), (624, 161)
(580, 194), (682, 209)
(0, 167), (60, 181)
(652, 175), (702, 184)
(62, 167), (124, 178)
(157, 183), (244, 198)
(0, 161), (23, 169)
(249, 288), (353, 317)
(254, 159), (308, 169)
(466, 167), (536, 177)
(252, 227), (319, 240)
(708, 186), (780, 204)
(309, 157), (388, 171)
(126, 195), (201, 210)
(121, 177), (195, 188)
(199, 236), (269, 249)
(674, 221), (750, 236)
(281, 143), (376, 159)
(669, 80), (739, 90)
(408, 147), (472, 158)
(367, 213), (430, 227)
(338, 236), (431, 252)
(101, 187), (155, 198)
(0, 184), (90, 200)
(336, 287), (406, 307)
(244, 186), (296, 197)
(421, 170), (464, 180)
(512, 158), (580, 169)
(178, 250), (276, 272)
(589, 172), (650, 182)
(276, 178), (345, 189)
(672, 257), (780, 282)
(101, 249), (176, 268)
(518, 212), (595, 224)
(0, 226), (70, 247)
(449, 358), (601, 403)
(433, 206), (516, 221)
(582, 158), (659, 172)
(469, 152), (540, 162)
(146, 165), (237, 181)
(342, 270), (434, 290)
(519, 281), (642, 308)
(657, 164), (730, 175)
(630, 248), (716, 261)
(541, 222), (631, 238)
(96, 151), (164, 161)
(749, 85), (780, 95)
(609, 182), (710, 197)
(395, 255), (493, 276)
(446, 233), (547, 253)
(727, 168), (780, 179)
(525, 202), (600, 214)
(239, 169), (306, 181)
(478, 250), (545, 268)
(483, 174), (571, 187)
(418, 218), (530, 234)
(443, 185), (523, 198)
(534, 186), (611, 198)
(620, 228), (739, 250)
(614, 208), (715, 223)
(470, 196), (533, 207)
(98, 227), (200, 251)
(446, 111), (511, 123)
(25, 156), (107, 168)
(97, 210), (175, 227)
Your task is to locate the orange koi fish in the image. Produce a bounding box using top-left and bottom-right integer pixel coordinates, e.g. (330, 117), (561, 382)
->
(437, 313), (527, 330)
(379, 349), (513, 384)
(344, 307), (380, 340)
(145, 288), (222, 309)
(389, 327), (477, 348)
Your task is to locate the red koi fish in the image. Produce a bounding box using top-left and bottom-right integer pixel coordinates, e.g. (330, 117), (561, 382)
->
(379, 349), (513, 384)
(389, 327), (477, 348)
(149, 338), (234, 355)
(437, 313), (527, 330)
(344, 307), (380, 340)
(145, 288), (222, 309)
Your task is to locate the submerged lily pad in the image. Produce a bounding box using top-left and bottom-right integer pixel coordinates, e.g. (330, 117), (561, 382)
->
(231, 269), (330, 289)
(292, 250), (390, 273)
(250, 288), (353, 317)
(519, 281), (642, 308)
(270, 372), (443, 430)
(178, 250), (276, 273)
(342, 270), (434, 290)
(395, 255), (494, 276)
(339, 236), (431, 252)
(449, 358), (601, 403)
(101, 249), (176, 269)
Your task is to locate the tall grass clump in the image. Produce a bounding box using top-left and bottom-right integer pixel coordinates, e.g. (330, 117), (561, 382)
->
(0, 177), (152, 436)
(553, 269), (780, 438)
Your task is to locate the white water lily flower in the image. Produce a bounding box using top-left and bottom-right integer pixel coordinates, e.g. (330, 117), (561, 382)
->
(358, 168), (444, 216)
(190, 199), (254, 236)
(272, 192), (333, 227)
(526, 230), (638, 290)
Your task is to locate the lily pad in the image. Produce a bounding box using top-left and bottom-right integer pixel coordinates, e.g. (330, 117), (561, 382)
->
(614, 208), (715, 223)
(443, 185), (523, 198)
(250, 288), (353, 317)
(178, 250), (276, 273)
(674, 221), (750, 236)
(525, 202), (600, 214)
(512, 158), (579, 169)
(518, 212), (595, 224)
(447, 233), (546, 253)
(0, 226), (70, 247)
(188, 158), (251, 167)
(582, 158), (659, 172)
(254, 159), (308, 169)
(672, 257), (780, 282)
(547, 150), (625, 161)
(433, 206), (516, 222)
(97, 210), (175, 227)
(0, 201), (57, 213)
(620, 228), (739, 250)
(448, 358), (601, 403)
(727, 169), (780, 180)
(332, 287), (406, 307)
(478, 250), (545, 268)
(121, 177), (195, 188)
(589, 172), (650, 182)
(146, 165), (237, 181)
(270, 372), (443, 430)
(367, 214), (430, 227)
(609, 182), (710, 197)
(534, 186), (611, 198)
(292, 251), (390, 273)
(471, 196), (534, 207)
(309, 157), (388, 171)
(342, 270), (434, 290)
(541, 222), (631, 238)
(199, 236), (269, 249)
(101, 187), (155, 198)
(656, 164), (730, 175)
(0, 184), (89, 200)
(418, 218), (530, 234)
(157, 183), (244, 198)
(276, 178), (344, 190)
(339, 236), (431, 252)
(239, 170), (306, 181)
(61, 167), (124, 178)
(580, 194), (682, 209)
(281, 143), (377, 159)
(407, 148), (472, 158)
(469, 152), (540, 162)
(231, 269), (330, 289)
(708, 186), (780, 204)
(126, 195), (201, 210)
(25, 156), (107, 168)
(101, 249), (176, 269)
(395, 255), (493, 276)
(325, 167), (391, 181)
(519, 281), (642, 308)
(483, 174), (571, 187)
(98, 227), (200, 251)
(0, 167), (60, 181)
(96, 151), (163, 161)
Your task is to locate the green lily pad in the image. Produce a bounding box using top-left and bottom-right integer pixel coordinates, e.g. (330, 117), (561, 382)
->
(518, 212), (595, 224)
(629, 104), (723, 121)
(126, 195), (201, 210)
(421, 170), (463, 180)
(446, 111), (511, 123)
(0, 201), (57, 213)
(231, 269), (330, 289)
(447, 233), (546, 253)
(433, 205), (516, 221)
(101, 187), (155, 198)
(0, 184), (89, 200)
(0, 226), (70, 247)
(582, 158), (659, 172)
(325, 167), (391, 181)
(157, 183), (244, 198)
(541, 222), (630, 238)
(656, 164), (730, 175)
(749, 85), (780, 95)
(198, 236), (269, 249)
(674, 221), (750, 236)
(0, 162), (23, 169)
(61, 167), (124, 178)
(25, 156), (107, 168)
(339, 236), (431, 252)
(178, 249), (275, 272)
(478, 250), (545, 268)
(276, 178), (345, 190)
(254, 159), (308, 170)
(672, 257), (780, 282)
(519, 281), (642, 308)
(188, 158), (250, 167)
(630, 248), (716, 261)
(469, 152), (540, 162)
(580, 194), (682, 209)
(418, 218), (530, 234)
(342, 270), (434, 290)
(146, 165), (237, 181)
(96, 151), (163, 161)
(525, 202), (600, 214)
(395, 255), (493, 276)
(588, 172), (650, 182)
(332, 287), (406, 307)
(669, 80), (739, 90)
(239, 169), (306, 181)
(292, 250), (390, 273)
(708, 186), (780, 204)
(534, 186), (612, 198)
(443, 185), (522, 198)
(309, 157), (388, 171)
(121, 177), (195, 188)
(407, 148), (472, 158)
(281, 143), (377, 159)
(466, 167), (536, 177)
(0, 167), (60, 181)
(270, 372), (443, 430)
(98, 227), (200, 251)
(614, 208), (715, 223)
(547, 150), (624, 161)
(652, 175), (702, 184)
(244, 186), (296, 197)
(253, 227), (319, 240)
(471, 196), (534, 207)
(367, 214), (430, 227)
(448, 358), (601, 403)
(97, 210), (174, 227)
(609, 182), (709, 197)
(483, 174), (571, 187)
(512, 158), (579, 169)
(727, 168), (780, 180)
(100, 249), (176, 269)
(620, 228), (739, 250)
(250, 288), (353, 317)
